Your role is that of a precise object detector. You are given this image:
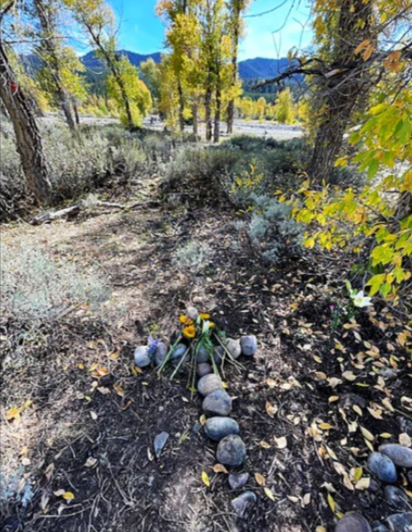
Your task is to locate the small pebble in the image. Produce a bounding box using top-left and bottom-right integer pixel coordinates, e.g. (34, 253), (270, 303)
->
(335, 513), (372, 532)
(204, 417), (239, 441)
(202, 390), (232, 416)
(197, 363), (212, 377)
(231, 491), (256, 517)
(384, 486), (410, 511)
(186, 306), (199, 321)
(368, 452), (397, 483)
(154, 342), (168, 366)
(228, 472), (249, 490)
(197, 374), (223, 396)
(216, 435), (246, 467)
(379, 443), (412, 468)
(386, 513), (412, 532)
(225, 338), (241, 359)
(154, 432), (169, 458)
(134, 346), (151, 368)
(240, 335), (257, 356)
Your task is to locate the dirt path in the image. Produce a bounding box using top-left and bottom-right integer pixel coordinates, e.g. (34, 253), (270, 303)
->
(1, 170), (411, 532)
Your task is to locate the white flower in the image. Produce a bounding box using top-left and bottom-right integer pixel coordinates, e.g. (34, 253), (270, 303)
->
(351, 290), (372, 308)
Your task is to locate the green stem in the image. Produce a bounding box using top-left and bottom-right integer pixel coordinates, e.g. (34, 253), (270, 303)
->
(213, 333), (243, 370)
(170, 345), (190, 379)
(157, 334), (183, 376)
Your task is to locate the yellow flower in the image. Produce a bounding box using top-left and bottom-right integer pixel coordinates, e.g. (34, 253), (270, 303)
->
(208, 321), (215, 328)
(183, 325), (196, 338)
(179, 315), (193, 325)
(199, 313), (211, 320)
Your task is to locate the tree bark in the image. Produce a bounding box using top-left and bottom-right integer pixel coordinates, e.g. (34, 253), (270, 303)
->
(213, 83), (221, 143)
(204, 85), (212, 141)
(192, 101), (198, 136)
(308, 0), (373, 183)
(0, 40), (51, 204)
(72, 98), (80, 125)
(226, 2), (240, 134)
(34, 0), (76, 130)
(177, 79), (185, 132)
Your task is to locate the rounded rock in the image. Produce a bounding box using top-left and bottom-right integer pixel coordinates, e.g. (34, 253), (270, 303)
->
(202, 390), (232, 416)
(172, 344), (187, 361)
(225, 338), (241, 360)
(335, 513), (372, 532)
(204, 417), (239, 441)
(216, 435), (246, 467)
(186, 306), (199, 321)
(213, 346), (224, 365)
(154, 342), (168, 366)
(197, 363), (213, 377)
(379, 443), (412, 468)
(228, 472), (249, 490)
(231, 491), (256, 517)
(240, 335), (257, 356)
(197, 345), (210, 363)
(384, 486), (410, 511)
(368, 452), (397, 483)
(134, 346), (151, 368)
(386, 513), (412, 532)
(197, 374), (223, 396)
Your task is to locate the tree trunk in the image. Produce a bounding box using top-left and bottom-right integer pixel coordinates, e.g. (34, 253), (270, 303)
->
(213, 84), (221, 143)
(177, 79), (185, 132)
(0, 41), (51, 204)
(72, 98), (80, 125)
(192, 102), (198, 136)
(205, 85), (212, 141)
(34, 0), (76, 130)
(308, 0), (373, 183)
(227, 4), (240, 134)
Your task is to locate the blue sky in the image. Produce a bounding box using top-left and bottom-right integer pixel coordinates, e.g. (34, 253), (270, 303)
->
(108, 0), (313, 60)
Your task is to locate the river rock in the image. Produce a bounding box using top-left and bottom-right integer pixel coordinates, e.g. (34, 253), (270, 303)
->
(386, 513), (412, 532)
(240, 335), (257, 356)
(154, 342), (168, 366)
(213, 346), (224, 365)
(216, 435), (246, 467)
(229, 472), (249, 490)
(372, 522), (389, 532)
(204, 417), (239, 441)
(384, 486), (410, 511)
(172, 344), (187, 361)
(202, 390), (232, 416)
(197, 363), (212, 377)
(134, 346), (152, 367)
(197, 345), (210, 363)
(154, 432), (169, 458)
(368, 452), (397, 483)
(197, 374), (223, 396)
(231, 491), (256, 517)
(335, 513), (372, 532)
(225, 338), (241, 360)
(186, 306), (199, 321)
(379, 444), (412, 468)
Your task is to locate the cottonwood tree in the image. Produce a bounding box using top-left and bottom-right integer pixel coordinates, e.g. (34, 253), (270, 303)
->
(0, 1), (51, 204)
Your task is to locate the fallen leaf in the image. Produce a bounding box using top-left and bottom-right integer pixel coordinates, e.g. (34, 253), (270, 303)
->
(265, 401), (278, 418)
(62, 492), (75, 500)
(355, 477), (370, 490)
(274, 436), (287, 449)
(6, 408), (20, 421)
(360, 426), (374, 442)
(212, 464), (228, 474)
(201, 471), (210, 487)
(90, 411), (98, 420)
(400, 433), (412, 447)
(255, 473), (266, 486)
(259, 441), (272, 449)
(264, 487), (275, 501)
(85, 457), (98, 468)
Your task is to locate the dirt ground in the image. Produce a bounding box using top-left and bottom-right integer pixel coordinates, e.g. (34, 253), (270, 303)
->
(1, 149), (411, 532)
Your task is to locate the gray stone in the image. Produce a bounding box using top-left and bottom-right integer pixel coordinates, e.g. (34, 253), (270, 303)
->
(171, 344), (187, 366)
(197, 374), (223, 396)
(381, 369), (398, 380)
(134, 346), (151, 368)
(231, 491), (256, 517)
(368, 452), (397, 483)
(384, 486), (410, 511)
(154, 432), (169, 458)
(204, 417), (239, 441)
(202, 390), (232, 416)
(216, 435), (246, 467)
(240, 335), (257, 356)
(225, 338), (241, 360)
(228, 472), (249, 490)
(186, 306), (199, 321)
(386, 513), (412, 532)
(154, 342), (168, 366)
(407, 470), (412, 484)
(197, 363), (212, 377)
(335, 513), (372, 532)
(213, 346), (224, 365)
(342, 394), (367, 410)
(372, 522), (389, 532)
(379, 444), (412, 468)
(197, 345), (210, 363)
(399, 416), (412, 437)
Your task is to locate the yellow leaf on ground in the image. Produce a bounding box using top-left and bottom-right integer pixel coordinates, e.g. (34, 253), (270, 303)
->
(201, 471), (210, 487)
(62, 492), (75, 500)
(360, 426), (374, 442)
(6, 408), (20, 421)
(212, 464), (228, 474)
(259, 441), (272, 449)
(255, 473), (266, 486)
(264, 487), (275, 501)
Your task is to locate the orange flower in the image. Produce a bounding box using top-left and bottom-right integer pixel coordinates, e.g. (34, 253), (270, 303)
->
(182, 325), (196, 338)
(199, 313), (211, 320)
(179, 315), (193, 325)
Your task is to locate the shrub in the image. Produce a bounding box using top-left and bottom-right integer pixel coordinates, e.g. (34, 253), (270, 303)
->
(0, 244), (110, 327)
(173, 241), (214, 274)
(236, 194), (304, 262)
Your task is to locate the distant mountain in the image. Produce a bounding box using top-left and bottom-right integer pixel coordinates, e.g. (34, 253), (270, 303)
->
(80, 50), (293, 81)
